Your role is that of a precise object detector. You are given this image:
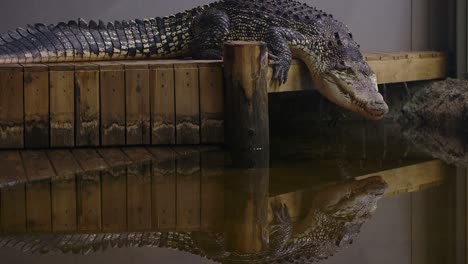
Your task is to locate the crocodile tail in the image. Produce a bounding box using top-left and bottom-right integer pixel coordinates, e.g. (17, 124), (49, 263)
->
(0, 17), (163, 64)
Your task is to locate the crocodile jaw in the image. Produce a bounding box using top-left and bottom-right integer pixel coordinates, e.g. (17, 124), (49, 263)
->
(321, 71), (389, 120)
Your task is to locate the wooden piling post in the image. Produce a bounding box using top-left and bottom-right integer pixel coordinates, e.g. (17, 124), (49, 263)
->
(223, 41), (270, 150)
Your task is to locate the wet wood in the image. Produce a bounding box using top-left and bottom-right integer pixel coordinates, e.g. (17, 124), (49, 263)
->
(224, 41), (270, 150)
(174, 63), (200, 145)
(23, 64), (50, 148)
(26, 179), (51, 232)
(149, 64), (176, 145)
(99, 62), (126, 146)
(49, 64), (75, 147)
(0, 65), (23, 148)
(1, 184), (26, 233)
(21, 150), (54, 232)
(357, 160), (452, 196)
(71, 148), (108, 172)
(101, 163), (127, 231)
(0, 151), (26, 186)
(199, 63), (224, 144)
(72, 148), (105, 231)
(98, 148), (130, 231)
(46, 150), (82, 178)
(47, 149), (80, 232)
(21, 150), (56, 182)
(75, 63), (100, 146)
(125, 62), (150, 145)
(150, 147), (177, 230)
(0, 151), (27, 233)
(224, 150), (270, 253)
(175, 147), (201, 231)
(51, 174), (77, 232)
(124, 147), (153, 231)
(200, 150), (225, 231)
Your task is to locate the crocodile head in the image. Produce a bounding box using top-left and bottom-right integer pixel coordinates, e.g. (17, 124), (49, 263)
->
(293, 176), (388, 259)
(296, 19), (389, 120)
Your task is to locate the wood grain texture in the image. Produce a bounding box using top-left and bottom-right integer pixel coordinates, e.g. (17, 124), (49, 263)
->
(98, 148), (130, 231)
(125, 63), (150, 145)
(150, 64), (176, 145)
(100, 63), (126, 146)
(200, 150), (225, 231)
(101, 164), (127, 231)
(23, 64), (50, 148)
(175, 148), (201, 231)
(49, 64), (75, 147)
(21, 150), (56, 182)
(199, 64), (224, 144)
(1, 184), (26, 233)
(51, 175), (77, 232)
(26, 180), (52, 232)
(0, 66), (23, 148)
(175, 64), (200, 145)
(123, 147), (152, 230)
(0, 151), (26, 186)
(224, 42), (270, 151)
(150, 147), (177, 230)
(75, 64), (100, 147)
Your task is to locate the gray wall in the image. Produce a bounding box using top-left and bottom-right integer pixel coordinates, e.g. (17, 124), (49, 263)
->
(0, 0), (449, 52)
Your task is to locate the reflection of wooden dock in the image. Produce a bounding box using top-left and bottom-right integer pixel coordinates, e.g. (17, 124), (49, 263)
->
(0, 146), (451, 234)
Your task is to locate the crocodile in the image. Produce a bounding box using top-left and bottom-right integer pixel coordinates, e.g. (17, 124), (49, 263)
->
(0, 176), (387, 263)
(0, 0), (388, 120)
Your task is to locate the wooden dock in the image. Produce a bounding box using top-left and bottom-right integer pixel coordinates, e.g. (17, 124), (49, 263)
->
(0, 47), (447, 149)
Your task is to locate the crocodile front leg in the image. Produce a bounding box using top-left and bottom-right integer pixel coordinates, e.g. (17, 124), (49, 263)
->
(191, 9), (230, 60)
(264, 27), (306, 84)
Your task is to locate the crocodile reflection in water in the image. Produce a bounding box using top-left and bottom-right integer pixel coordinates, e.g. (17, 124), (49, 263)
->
(0, 176), (387, 263)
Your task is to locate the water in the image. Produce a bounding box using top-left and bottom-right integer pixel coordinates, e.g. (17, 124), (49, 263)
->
(0, 119), (462, 264)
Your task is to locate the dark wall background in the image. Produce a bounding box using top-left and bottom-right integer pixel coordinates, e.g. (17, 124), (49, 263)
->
(0, 0), (449, 52)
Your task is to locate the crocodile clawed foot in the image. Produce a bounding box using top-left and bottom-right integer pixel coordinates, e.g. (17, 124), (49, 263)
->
(271, 61), (289, 85)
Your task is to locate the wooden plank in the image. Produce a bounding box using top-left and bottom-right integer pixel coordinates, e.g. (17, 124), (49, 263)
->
(21, 150), (54, 232)
(1, 184), (26, 233)
(23, 64), (49, 148)
(367, 54), (447, 84)
(49, 64), (75, 147)
(200, 150), (225, 231)
(72, 148), (105, 231)
(75, 64), (100, 146)
(97, 148), (132, 168)
(71, 148), (108, 172)
(76, 173), (101, 232)
(174, 64), (200, 144)
(0, 65), (24, 148)
(21, 150), (56, 182)
(46, 149), (79, 232)
(46, 150), (82, 178)
(199, 64), (224, 144)
(267, 60), (312, 93)
(175, 148), (201, 231)
(50, 174), (77, 232)
(150, 64), (176, 145)
(124, 147), (152, 231)
(357, 160), (450, 196)
(125, 63), (150, 145)
(100, 149), (128, 232)
(26, 179), (52, 232)
(149, 147), (177, 230)
(100, 63), (126, 146)
(0, 151), (27, 186)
